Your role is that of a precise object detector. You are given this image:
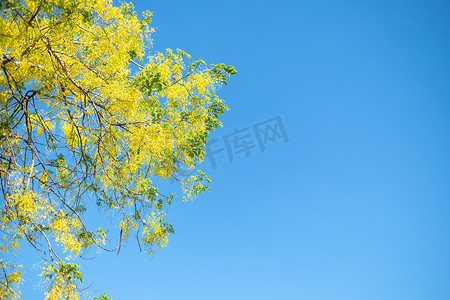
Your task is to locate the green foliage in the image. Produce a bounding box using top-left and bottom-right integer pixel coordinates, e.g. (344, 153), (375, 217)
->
(92, 293), (113, 300)
(45, 262), (83, 284)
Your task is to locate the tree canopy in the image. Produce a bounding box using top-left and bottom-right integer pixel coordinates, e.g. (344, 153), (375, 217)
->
(0, 0), (235, 299)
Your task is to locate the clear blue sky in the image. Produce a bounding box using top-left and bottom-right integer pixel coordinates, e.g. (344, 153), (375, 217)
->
(20, 0), (450, 299)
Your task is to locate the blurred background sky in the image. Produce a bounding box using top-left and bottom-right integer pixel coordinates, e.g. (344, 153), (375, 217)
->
(21, 0), (450, 299)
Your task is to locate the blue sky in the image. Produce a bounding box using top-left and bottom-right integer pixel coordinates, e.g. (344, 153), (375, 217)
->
(20, 0), (450, 299)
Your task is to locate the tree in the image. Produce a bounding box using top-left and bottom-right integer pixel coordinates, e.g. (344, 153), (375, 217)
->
(0, 0), (236, 299)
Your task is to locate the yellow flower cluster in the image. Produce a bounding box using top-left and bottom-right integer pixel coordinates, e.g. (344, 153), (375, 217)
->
(0, 261), (23, 300)
(51, 211), (82, 256)
(141, 212), (170, 254)
(43, 274), (78, 300)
